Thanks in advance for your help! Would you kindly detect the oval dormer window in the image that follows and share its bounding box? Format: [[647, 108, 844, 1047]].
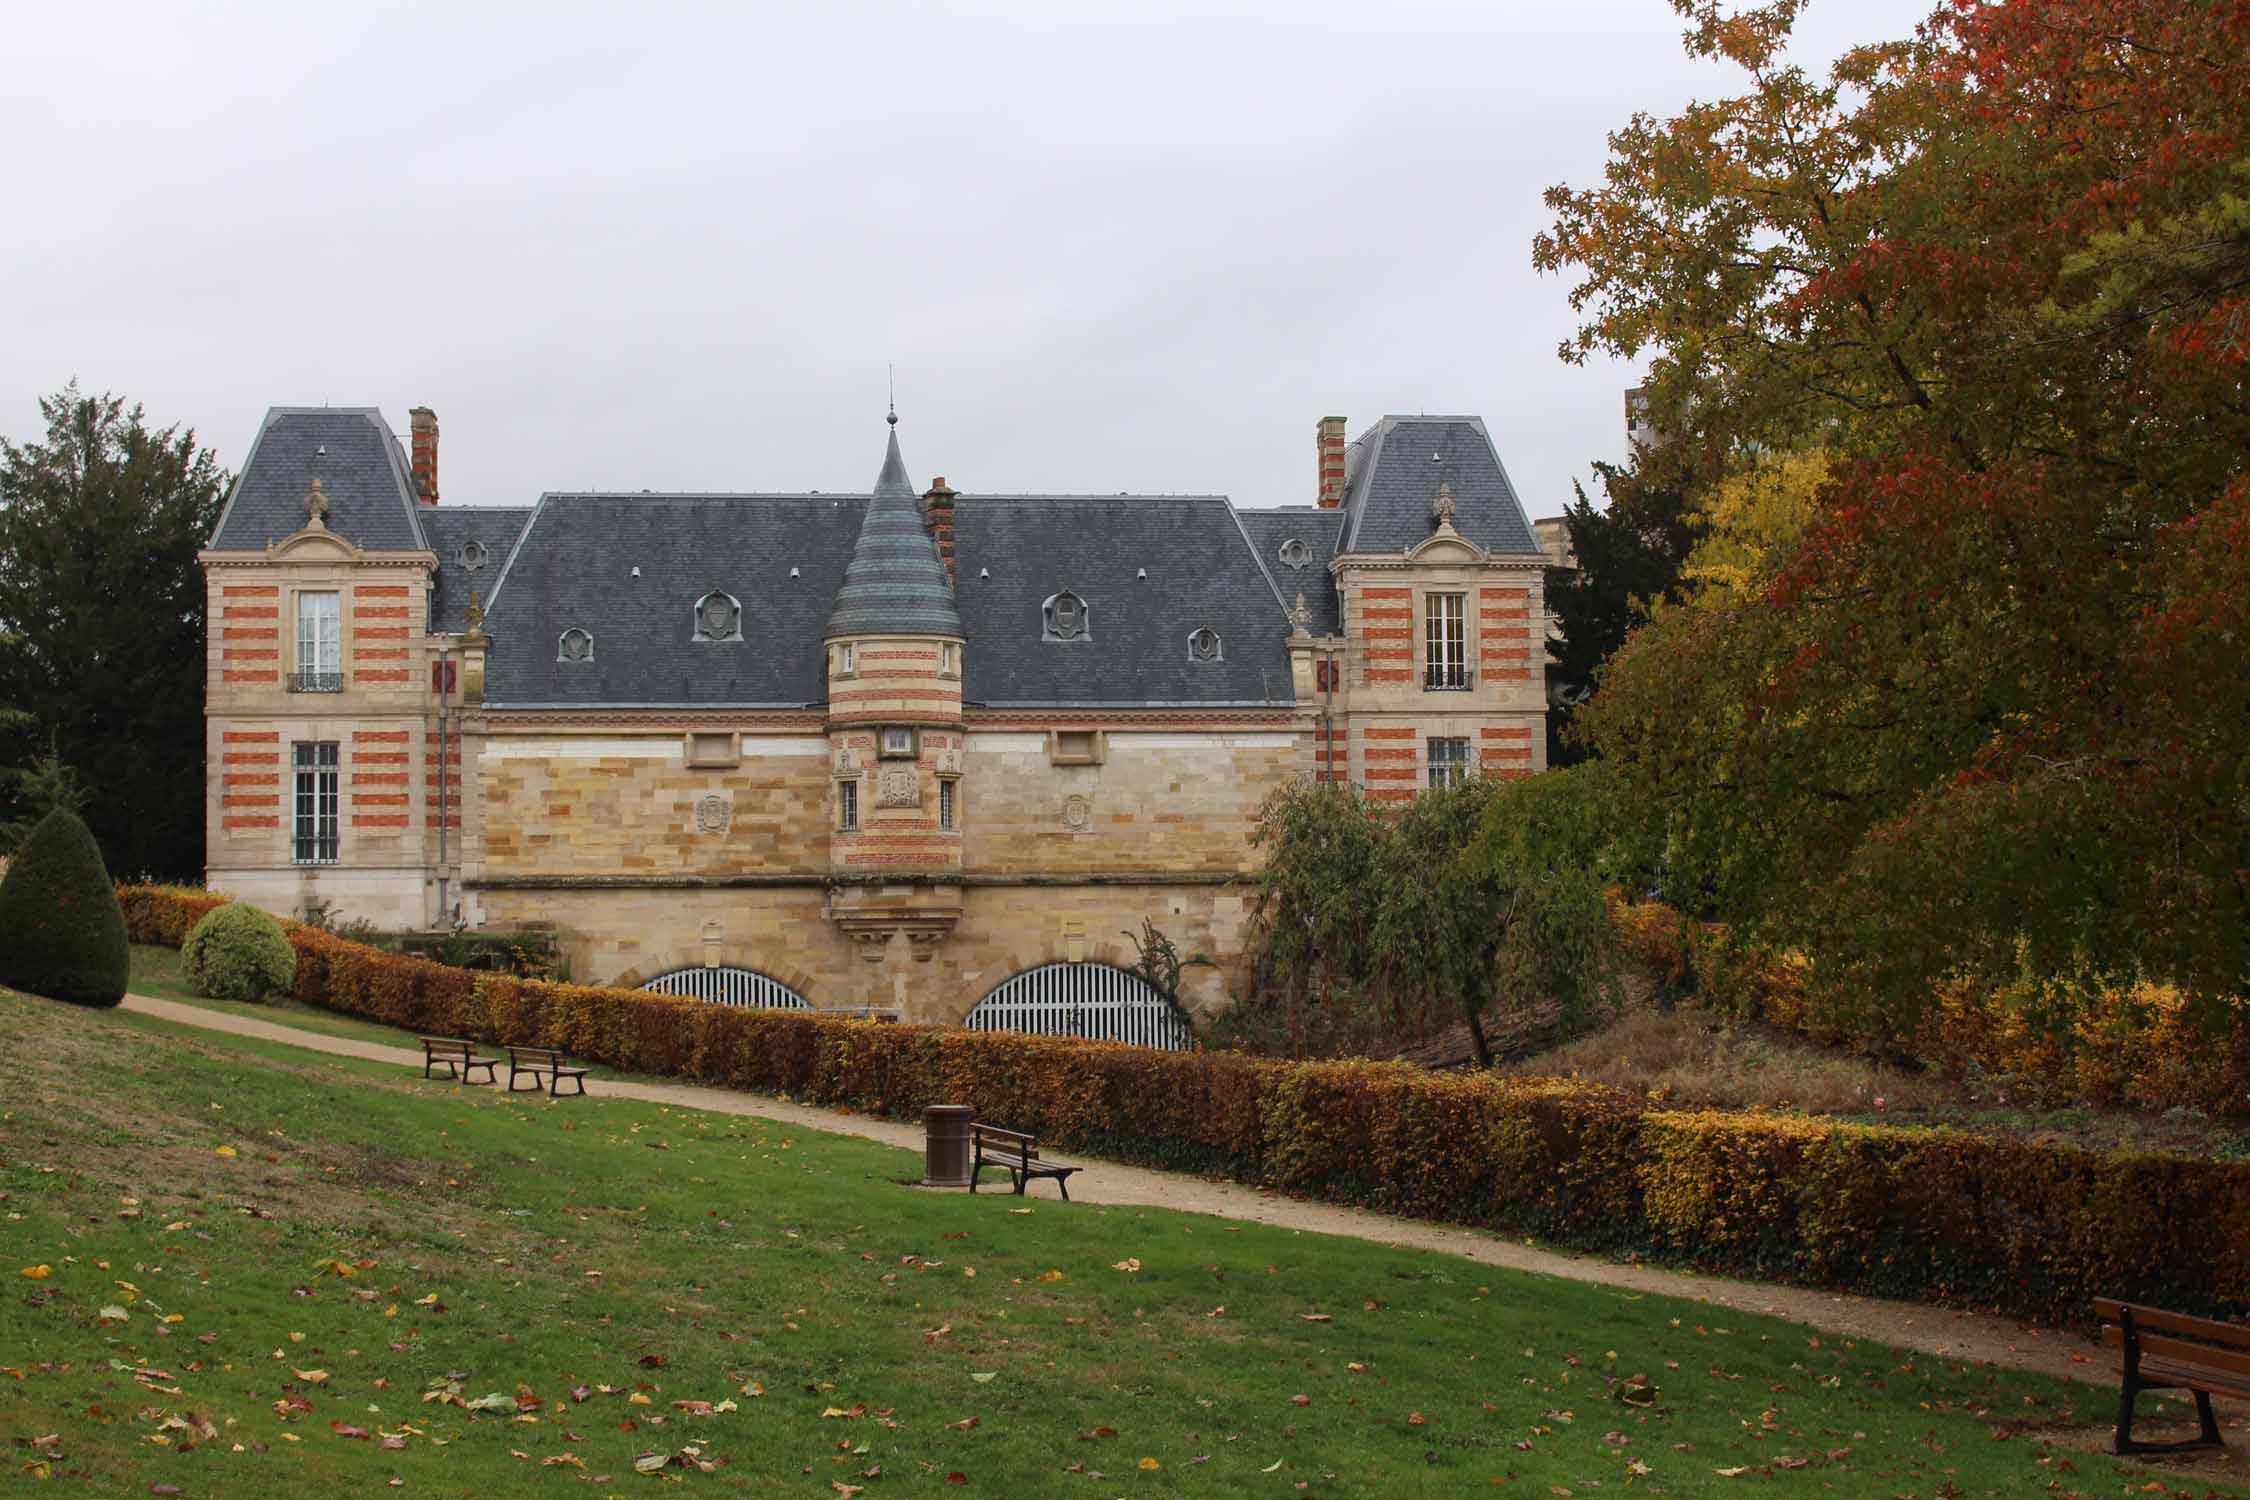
[[1188, 627, 1222, 662], [458, 539, 488, 571], [558, 628, 594, 662], [692, 590, 742, 643], [1043, 590, 1089, 642], [1277, 537, 1310, 569]]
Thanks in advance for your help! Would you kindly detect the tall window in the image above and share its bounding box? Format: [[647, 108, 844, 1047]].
[[293, 741, 339, 863], [837, 778, 859, 832], [294, 591, 341, 692], [1425, 593, 1468, 689], [1427, 737, 1469, 790], [939, 779, 956, 831]]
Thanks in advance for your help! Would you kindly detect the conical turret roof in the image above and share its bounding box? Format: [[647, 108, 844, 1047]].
[[825, 416, 964, 639]]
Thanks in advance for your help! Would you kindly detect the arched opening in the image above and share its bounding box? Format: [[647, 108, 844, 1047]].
[[966, 963, 1192, 1050], [639, 966, 809, 1010]]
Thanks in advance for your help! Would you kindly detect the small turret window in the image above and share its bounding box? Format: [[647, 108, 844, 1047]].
[[693, 590, 742, 643], [1188, 628, 1222, 662], [1043, 591, 1090, 642], [1277, 537, 1310, 569], [558, 628, 594, 662]]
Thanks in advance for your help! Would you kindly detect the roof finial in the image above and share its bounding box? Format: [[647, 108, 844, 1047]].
[[303, 474, 330, 528], [887, 364, 897, 427], [464, 589, 485, 634], [1432, 480, 1458, 530], [1290, 592, 1313, 637]]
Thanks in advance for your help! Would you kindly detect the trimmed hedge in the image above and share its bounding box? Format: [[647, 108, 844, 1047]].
[[0, 811, 130, 1008], [119, 885, 2250, 1324]]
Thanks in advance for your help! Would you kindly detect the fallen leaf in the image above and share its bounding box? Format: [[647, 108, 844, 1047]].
[[1112, 1259, 1141, 1273], [1138, 1457, 1160, 1470], [1716, 1466, 1750, 1477], [18, 1266, 51, 1280], [1300, 1314, 1332, 1323], [946, 1474, 967, 1486], [1290, 1394, 1311, 1407], [293, 1369, 329, 1385], [330, 1421, 370, 1439], [1036, 1269, 1064, 1282]]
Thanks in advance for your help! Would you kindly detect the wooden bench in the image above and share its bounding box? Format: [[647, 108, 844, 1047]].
[[2098, 1298, 2248, 1454], [420, 1036, 496, 1085], [968, 1123, 1080, 1200], [506, 1044, 588, 1098]]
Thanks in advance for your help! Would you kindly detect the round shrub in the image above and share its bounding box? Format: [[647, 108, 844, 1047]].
[[0, 809, 130, 1008], [182, 901, 297, 1003]]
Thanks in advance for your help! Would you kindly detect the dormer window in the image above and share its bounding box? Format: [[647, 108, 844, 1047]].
[[558, 628, 594, 662], [1277, 537, 1310, 569], [693, 591, 742, 643], [1187, 628, 1222, 662], [1043, 591, 1089, 642], [457, 540, 488, 571]]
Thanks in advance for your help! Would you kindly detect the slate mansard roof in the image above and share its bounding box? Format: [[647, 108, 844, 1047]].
[[420, 507, 534, 633], [1339, 415, 1542, 557], [209, 408, 429, 553], [482, 494, 867, 708], [953, 495, 1294, 707], [215, 408, 1540, 711], [1233, 507, 1343, 637]]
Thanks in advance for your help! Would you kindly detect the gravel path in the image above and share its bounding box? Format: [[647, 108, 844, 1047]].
[[119, 991, 2111, 1387]]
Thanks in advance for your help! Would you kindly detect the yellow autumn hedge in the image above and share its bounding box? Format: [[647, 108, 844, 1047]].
[[119, 885, 2250, 1322]]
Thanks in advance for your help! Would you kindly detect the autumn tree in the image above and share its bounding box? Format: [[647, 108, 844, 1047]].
[[1535, 0, 2250, 1024], [0, 387, 228, 880]]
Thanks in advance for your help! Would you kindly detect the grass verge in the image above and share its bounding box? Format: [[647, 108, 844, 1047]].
[[0, 985, 2223, 1497]]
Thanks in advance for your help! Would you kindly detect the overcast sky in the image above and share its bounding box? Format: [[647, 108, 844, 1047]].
[[2, 0, 1930, 518]]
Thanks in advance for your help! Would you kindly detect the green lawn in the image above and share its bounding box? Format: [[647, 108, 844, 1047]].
[[0, 985, 2216, 1497], [126, 943, 436, 1052]]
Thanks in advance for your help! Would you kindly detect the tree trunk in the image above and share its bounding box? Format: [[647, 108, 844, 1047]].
[[1464, 1006, 1494, 1069]]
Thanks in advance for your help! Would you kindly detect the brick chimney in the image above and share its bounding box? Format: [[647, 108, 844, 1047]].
[[1316, 415, 1347, 508], [409, 407, 440, 507], [922, 476, 958, 585]]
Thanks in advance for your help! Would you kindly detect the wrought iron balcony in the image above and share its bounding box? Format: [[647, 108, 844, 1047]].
[[1423, 666, 1475, 691], [287, 671, 344, 693]]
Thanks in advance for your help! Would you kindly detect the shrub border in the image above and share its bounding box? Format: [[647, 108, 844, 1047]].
[[117, 884, 2250, 1324]]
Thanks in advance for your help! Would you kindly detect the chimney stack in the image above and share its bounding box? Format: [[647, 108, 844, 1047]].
[[409, 406, 440, 507], [922, 476, 958, 585], [1316, 415, 1347, 508]]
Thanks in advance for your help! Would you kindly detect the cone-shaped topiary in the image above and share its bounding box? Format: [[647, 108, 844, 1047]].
[[182, 901, 296, 1003], [0, 809, 130, 1007]]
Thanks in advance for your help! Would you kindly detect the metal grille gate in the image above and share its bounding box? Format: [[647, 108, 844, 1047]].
[[639, 966, 810, 1010], [966, 963, 1192, 1050]]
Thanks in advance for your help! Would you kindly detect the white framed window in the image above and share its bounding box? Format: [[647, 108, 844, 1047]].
[[292, 741, 339, 863], [1427, 736, 1470, 790], [880, 726, 916, 759], [939, 643, 960, 677], [835, 643, 856, 677], [293, 590, 341, 691], [1425, 593, 1469, 689], [837, 778, 859, 831], [939, 778, 956, 831]]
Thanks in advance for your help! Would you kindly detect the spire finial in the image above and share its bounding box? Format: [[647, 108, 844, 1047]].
[[887, 364, 897, 427]]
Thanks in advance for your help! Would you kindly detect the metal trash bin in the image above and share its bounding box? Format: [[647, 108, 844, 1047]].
[[923, 1104, 972, 1187]]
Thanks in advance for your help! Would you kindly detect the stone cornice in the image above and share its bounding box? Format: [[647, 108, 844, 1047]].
[[466, 870, 1252, 891], [1328, 550, 1545, 575], [965, 706, 1295, 728]]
